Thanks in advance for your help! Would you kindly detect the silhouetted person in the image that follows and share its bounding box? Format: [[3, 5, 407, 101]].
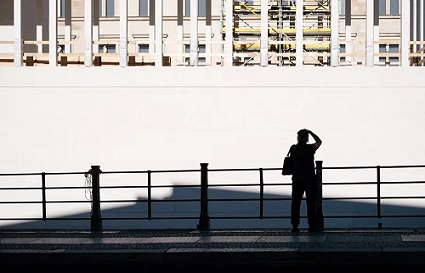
[[288, 129, 322, 232]]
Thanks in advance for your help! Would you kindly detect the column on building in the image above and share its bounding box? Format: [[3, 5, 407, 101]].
[[374, 0, 379, 64], [330, 0, 339, 67], [120, 0, 128, 67], [49, 0, 58, 66], [177, 0, 184, 64], [94, 0, 100, 53], [85, 0, 93, 66], [149, 0, 155, 54], [65, 0, 72, 53], [296, 0, 303, 66], [401, 0, 411, 67], [14, 0, 23, 66], [260, 0, 268, 67], [190, 0, 198, 66], [345, 0, 352, 65], [206, 0, 212, 65], [366, 0, 374, 67], [155, 0, 163, 66], [225, 0, 233, 67], [37, 0, 44, 54]]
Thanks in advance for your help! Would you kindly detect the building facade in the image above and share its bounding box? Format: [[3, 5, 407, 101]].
[[1, 0, 424, 67]]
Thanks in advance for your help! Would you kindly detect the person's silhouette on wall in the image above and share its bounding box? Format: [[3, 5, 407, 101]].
[[288, 129, 322, 232]]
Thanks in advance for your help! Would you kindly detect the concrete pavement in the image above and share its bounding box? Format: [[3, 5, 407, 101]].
[[1, 228, 425, 272]]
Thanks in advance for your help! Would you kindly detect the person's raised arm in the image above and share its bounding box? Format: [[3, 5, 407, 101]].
[[308, 130, 322, 150]]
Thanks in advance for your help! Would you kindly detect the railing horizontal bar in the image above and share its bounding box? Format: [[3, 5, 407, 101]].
[[322, 182, 377, 185], [102, 217, 199, 220], [380, 181, 425, 184], [379, 165, 425, 169], [0, 201, 42, 204], [209, 168, 260, 172], [322, 197, 378, 200], [380, 196, 425, 199], [209, 184, 261, 187], [0, 187, 42, 190], [46, 186, 90, 190], [100, 199, 200, 203], [46, 200, 92, 204], [102, 169, 199, 174], [209, 198, 260, 202], [0, 173, 42, 176], [44, 172, 86, 175], [322, 166, 378, 170]]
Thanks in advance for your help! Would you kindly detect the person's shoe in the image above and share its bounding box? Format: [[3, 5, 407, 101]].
[[291, 226, 300, 233], [308, 226, 319, 232]]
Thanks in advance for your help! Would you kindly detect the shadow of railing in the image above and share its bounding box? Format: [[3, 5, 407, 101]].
[[1, 185, 425, 230]]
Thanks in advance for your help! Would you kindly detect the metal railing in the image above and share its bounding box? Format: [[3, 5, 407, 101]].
[[0, 162, 425, 232]]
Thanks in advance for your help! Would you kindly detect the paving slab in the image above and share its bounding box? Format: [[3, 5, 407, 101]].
[[196, 236, 260, 243], [401, 235, 425, 241], [325, 235, 364, 242], [257, 235, 326, 243]]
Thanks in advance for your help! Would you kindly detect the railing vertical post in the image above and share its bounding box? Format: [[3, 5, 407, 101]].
[[259, 168, 264, 219], [198, 163, 210, 231], [90, 165, 102, 232], [377, 165, 382, 228], [315, 161, 324, 230], [41, 172, 46, 221], [148, 170, 152, 220]]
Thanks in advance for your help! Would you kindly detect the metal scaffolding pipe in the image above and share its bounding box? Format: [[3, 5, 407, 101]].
[[14, 0, 22, 67], [37, 0, 44, 54], [420, 0, 424, 65], [49, 0, 58, 67], [119, 0, 128, 67], [177, 0, 184, 64], [366, 0, 374, 67], [65, 0, 72, 54], [260, 0, 268, 67], [225, 0, 233, 67], [206, 0, 212, 64], [401, 0, 412, 67], [190, 0, 198, 66], [296, 0, 303, 66], [331, 0, 339, 67], [84, 0, 93, 67], [345, 0, 352, 64], [155, 0, 163, 66]]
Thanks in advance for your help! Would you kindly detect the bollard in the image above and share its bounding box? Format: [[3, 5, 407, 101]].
[[314, 161, 324, 230], [198, 163, 210, 231], [90, 165, 102, 232]]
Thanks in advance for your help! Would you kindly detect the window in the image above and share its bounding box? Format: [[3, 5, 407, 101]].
[[340, 0, 345, 16], [139, 0, 148, 16], [379, 43, 399, 65], [184, 44, 206, 62], [339, 44, 346, 63], [379, 0, 386, 15], [185, 0, 207, 17], [99, 45, 116, 53], [389, 0, 399, 15], [139, 44, 149, 53], [106, 0, 115, 17], [60, 0, 66, 18]]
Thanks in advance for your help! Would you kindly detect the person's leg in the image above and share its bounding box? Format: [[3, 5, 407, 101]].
[[291, 184, 304, 231], [305, 183, 317, 231]]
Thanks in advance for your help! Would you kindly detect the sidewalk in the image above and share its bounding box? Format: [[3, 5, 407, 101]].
[[1, 228, 425, 272]]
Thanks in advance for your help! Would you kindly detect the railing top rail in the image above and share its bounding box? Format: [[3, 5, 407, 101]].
[[0, 164, 424, 177]]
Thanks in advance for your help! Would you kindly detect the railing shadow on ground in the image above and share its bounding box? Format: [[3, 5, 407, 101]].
[[1, 185, 425, 230]]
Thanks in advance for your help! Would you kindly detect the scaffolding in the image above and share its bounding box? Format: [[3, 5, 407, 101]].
[[222, 0, 332, 66]]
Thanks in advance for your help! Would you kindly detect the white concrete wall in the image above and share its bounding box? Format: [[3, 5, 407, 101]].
[[0, 67, 425, 229]]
